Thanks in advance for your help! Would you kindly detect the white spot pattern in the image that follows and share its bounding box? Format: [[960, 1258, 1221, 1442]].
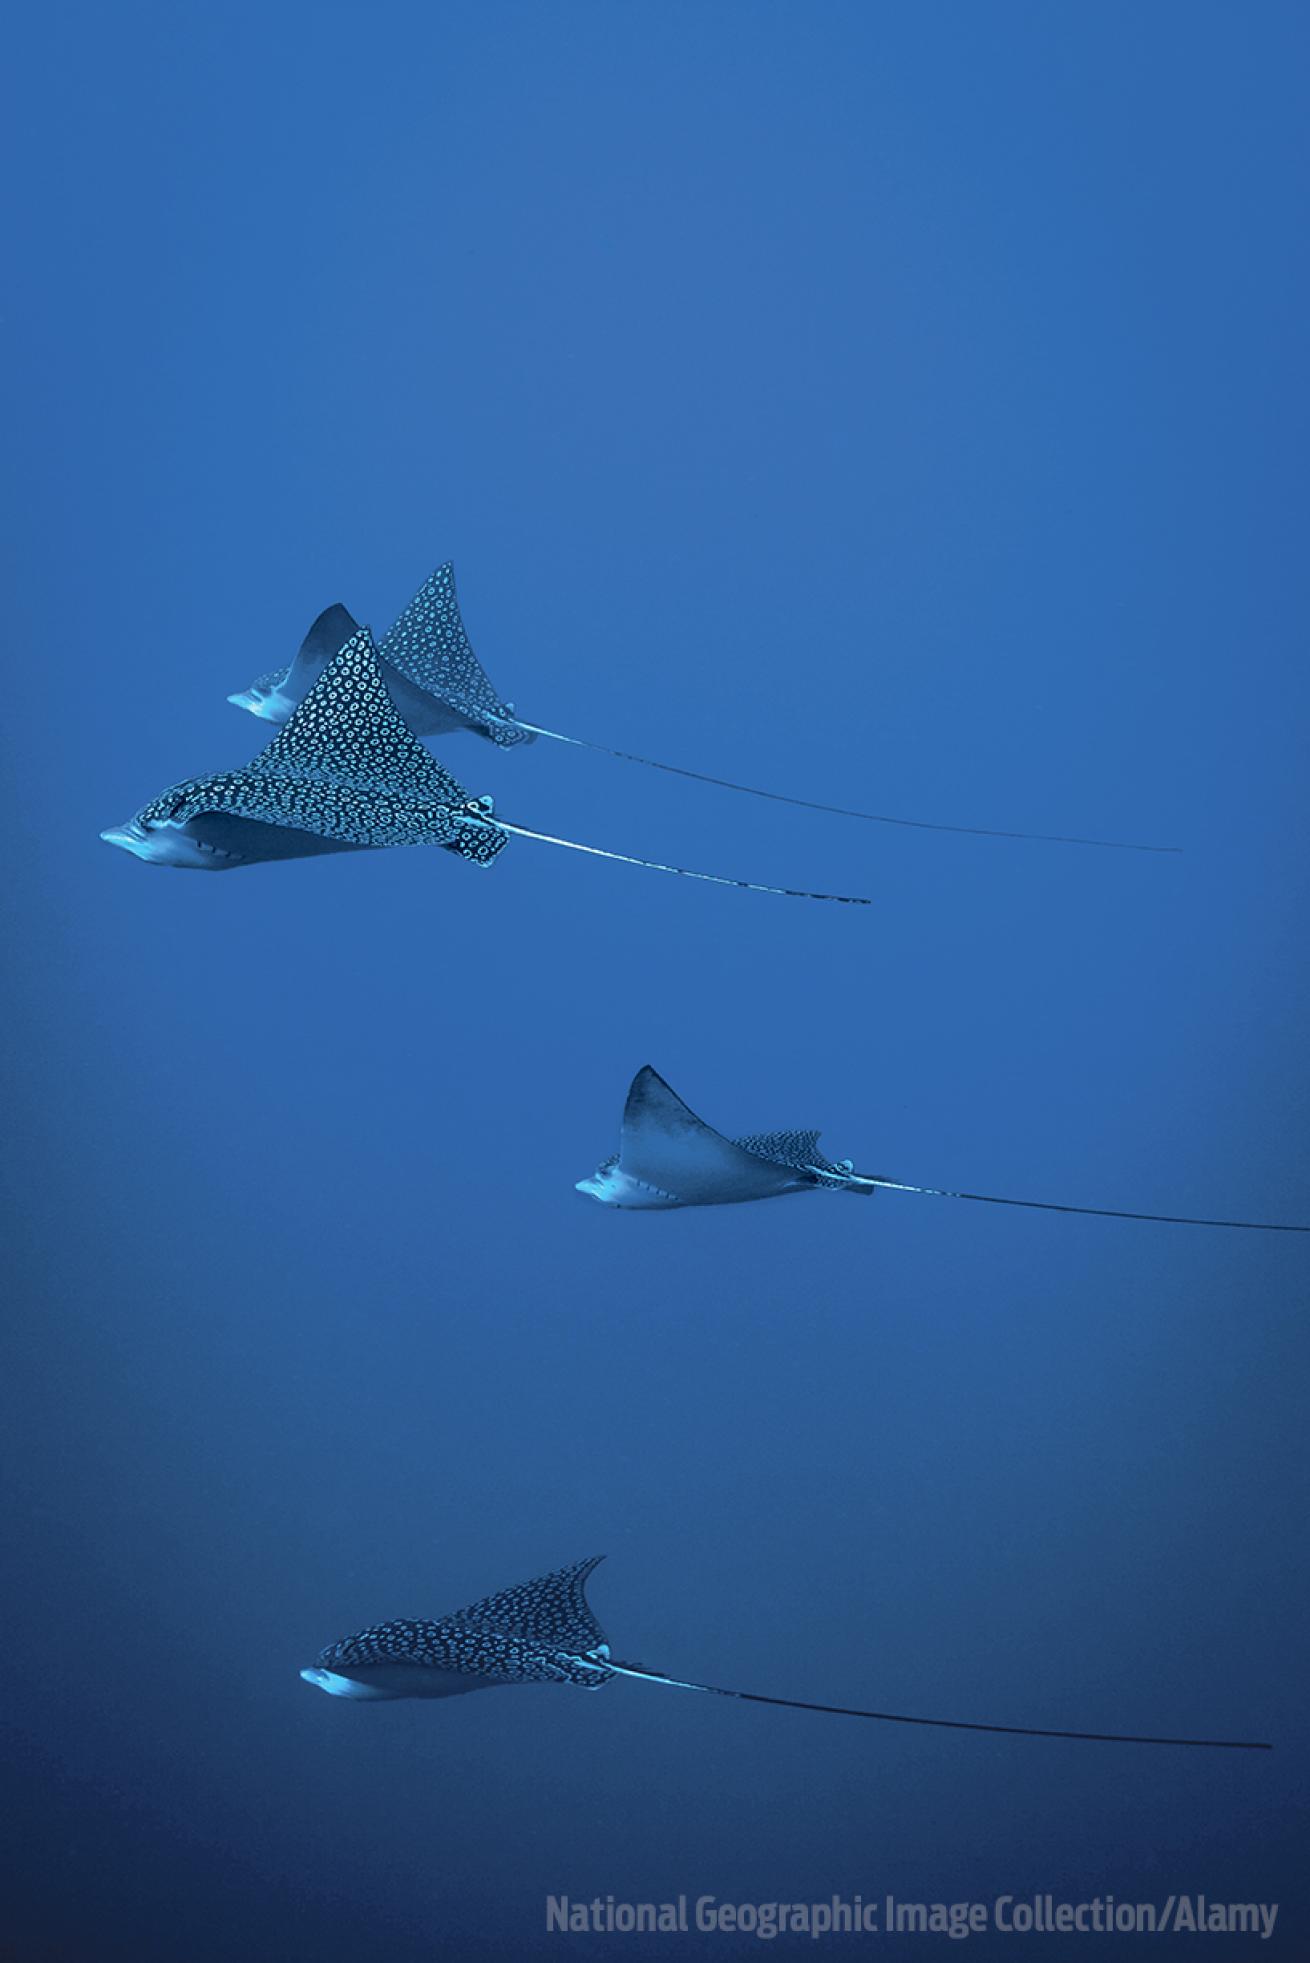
[[379, 562, 532, 747], [142, 629, 508, 864], [318, 1558, 612, 1687]]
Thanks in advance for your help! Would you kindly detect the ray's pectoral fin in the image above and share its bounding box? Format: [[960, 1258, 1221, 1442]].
[[456, 1554, 609, 1652], [287, 603, 361, 694], [378, 561, 535, 747], [578, 1066, 810, 1209]]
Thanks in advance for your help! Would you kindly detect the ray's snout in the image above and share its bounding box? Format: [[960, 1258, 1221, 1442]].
[[227, 687, 276, 720], [99, 818, 151, 857], [299, 1666, 360, 1697], [576, 1162, 621, 1205]]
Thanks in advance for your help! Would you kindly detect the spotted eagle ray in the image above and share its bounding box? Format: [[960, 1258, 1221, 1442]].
[[104, 631, 869, 902], [577, 1067, 1310, 1231], [226, 578, 530, 748], [299, 1556, 1268, 1750], [229, 563, 1178, 854]]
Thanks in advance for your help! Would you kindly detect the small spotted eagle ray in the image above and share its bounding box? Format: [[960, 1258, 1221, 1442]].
[[300, 1556, 1268, 1750], [103, 629, 870, 902], [577, 1067, 1310, 1232], [229, 563, 1179, 854]]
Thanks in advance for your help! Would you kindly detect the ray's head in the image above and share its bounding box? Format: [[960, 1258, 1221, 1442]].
[[226, 680, 283, 723], [298, 1665, 392, 1700], [98, 811, 241, 871], [576, 1155, 623, 1205]]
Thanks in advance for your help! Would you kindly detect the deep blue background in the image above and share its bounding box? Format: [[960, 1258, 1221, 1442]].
[[3, 3, 1308, 1958]]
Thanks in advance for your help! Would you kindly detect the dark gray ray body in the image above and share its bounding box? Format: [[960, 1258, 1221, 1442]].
[[300, 1557, 614, 1701], [578, 1068, 1310, 1232], [300, 1556, 1268, 1749], [101, 628, 508, 872], [229, 567, 533, 747], [577, 1066, 878, 1209]]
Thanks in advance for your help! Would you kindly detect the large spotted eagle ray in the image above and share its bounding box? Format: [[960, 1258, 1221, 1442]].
[[577, 1067, 1310, 1232], [229, 563, 1178, 854], [300, 1556, 1268, 1750], [103, 629, 869, 902]]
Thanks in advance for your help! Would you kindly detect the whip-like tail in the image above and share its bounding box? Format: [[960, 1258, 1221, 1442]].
[[595, 1659, 1269, 1751], [473, 811, 873, 905], [867, 1176, 1309, 1234], [507, 720, 1181, 856]]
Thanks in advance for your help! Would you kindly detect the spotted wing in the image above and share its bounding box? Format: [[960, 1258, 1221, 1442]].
[[456, 1556, 609, 1655], [380, 562, 532, 747], [146, 628, 507, 863], [319, 1554, 612, 1688]]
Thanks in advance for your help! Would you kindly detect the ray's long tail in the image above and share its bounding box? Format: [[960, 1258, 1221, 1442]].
[[485, 817, 872, 905], [598, 1660, 1270, 1751], [869, 1177, 1310, 1234], [509, 720, 1181, 857]]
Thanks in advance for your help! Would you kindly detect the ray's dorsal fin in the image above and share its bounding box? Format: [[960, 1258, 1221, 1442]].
[[251, 625, 478, 805], [456, 1556, 609, 1651], [379, 562, 533, 747]]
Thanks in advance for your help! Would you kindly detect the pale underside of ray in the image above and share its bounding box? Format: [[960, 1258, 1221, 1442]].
[[305, 1558, 1269, 1748], [312, 1664, 505, 1700], [171, 812, 369, 865]]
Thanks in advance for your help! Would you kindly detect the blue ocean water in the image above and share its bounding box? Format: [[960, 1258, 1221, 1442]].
[[3, 3, 1308, 1958]]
